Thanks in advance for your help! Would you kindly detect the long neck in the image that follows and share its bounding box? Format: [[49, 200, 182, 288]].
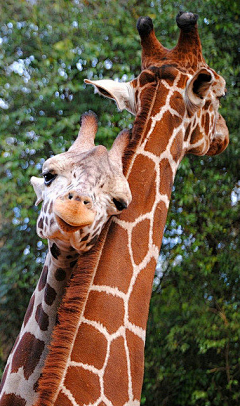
[[35, 79, 186, 406], [0, 240, 78, 406]]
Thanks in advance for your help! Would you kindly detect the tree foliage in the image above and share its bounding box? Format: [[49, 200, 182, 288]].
[[0, 1, 239, 405]]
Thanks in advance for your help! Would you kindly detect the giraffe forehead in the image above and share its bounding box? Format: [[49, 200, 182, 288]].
[[42, 146, 111, 176], [138, 65, 189, 89]]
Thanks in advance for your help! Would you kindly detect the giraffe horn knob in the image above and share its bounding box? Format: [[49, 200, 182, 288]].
[[137, 16, 154, 37], [176, 12, 199, 32]]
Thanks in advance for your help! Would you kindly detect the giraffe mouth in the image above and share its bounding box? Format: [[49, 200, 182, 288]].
[[53, 196, 95, 233], [55, 214, 93, 233]]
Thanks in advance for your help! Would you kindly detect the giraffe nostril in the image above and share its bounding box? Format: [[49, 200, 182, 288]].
[[66, 192, 92, 206]]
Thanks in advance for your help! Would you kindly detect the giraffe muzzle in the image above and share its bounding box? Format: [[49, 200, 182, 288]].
[[53, 191, 95, 232]]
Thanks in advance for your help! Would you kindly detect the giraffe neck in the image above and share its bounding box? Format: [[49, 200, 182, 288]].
[[0, 239, 79, 406], [35, 78, 187, 406]]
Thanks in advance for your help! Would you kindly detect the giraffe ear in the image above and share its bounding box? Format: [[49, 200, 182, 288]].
[[84, 79, 137, 115], [30, 176, 44, 205], [185, 68, 214, 113], [108, 129, 130, 169]]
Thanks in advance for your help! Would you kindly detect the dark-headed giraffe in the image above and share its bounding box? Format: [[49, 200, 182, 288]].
[[0, 112, 132, 406], [31, 12, 229, 406]]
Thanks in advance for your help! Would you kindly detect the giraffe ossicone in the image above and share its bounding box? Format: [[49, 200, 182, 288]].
[[31, 110, 132, 252]]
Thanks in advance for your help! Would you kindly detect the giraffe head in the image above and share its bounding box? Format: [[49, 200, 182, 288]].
[[31, 111, 132, 252], [85, 12, 229, 157]]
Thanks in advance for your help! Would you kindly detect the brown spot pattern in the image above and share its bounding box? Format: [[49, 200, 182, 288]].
[[44, 283, 57, 306], [50, 243, 61, 259], [37, 217, 43, 229], [126, 329, 145, 400], [64, 366, 100, 406], [152, 201, 168, 248], [128, 258, 156, 329], [139, 70, 155, 86], [190, 124, 201, 145], [120, 155, 156, 223], [11, 332, 45, 379], [81, 234, 89, 242], [145, 110, 181, 155], [170, 130, 183, 162], [55, 391, 73, 406], [159, 158, 173, 198], [35, 303, 49, 331], [104, 337, 129, 406], [176, 73, 188, 89], [151, 84, 169, 115], [205, 112, 210, 134], [184, 123, 191, 141], [93, 223, 132, 293], [55, 267, 66, 281], [169, 91, 185, 116], [71, 323, 107, 370], [70, 259, 78, 268], [131, 219, 150, 265], [203, 100, 211, 110], [0, 393, 26, 406], [84, 291, 124, 335]]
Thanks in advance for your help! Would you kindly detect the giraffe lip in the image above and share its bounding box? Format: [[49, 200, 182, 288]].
[[55, 214, 92, 233], [53, 199, 95, 232]]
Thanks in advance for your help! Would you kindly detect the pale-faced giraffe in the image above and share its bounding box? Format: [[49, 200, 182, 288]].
[[29, 12, 229, 406], [0, 111, 132, 406]]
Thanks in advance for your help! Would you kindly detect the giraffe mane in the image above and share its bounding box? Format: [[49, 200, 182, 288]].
[[33, 223, 111, 406], [122, 79, 158, 175]]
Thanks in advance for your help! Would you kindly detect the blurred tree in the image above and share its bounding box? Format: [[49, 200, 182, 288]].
[[0, 0, 239, 405]]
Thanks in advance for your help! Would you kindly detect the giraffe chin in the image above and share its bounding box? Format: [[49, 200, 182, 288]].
[[55, 214, 94, 233]]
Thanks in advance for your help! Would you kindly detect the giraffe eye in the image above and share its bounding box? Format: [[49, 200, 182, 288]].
[[43, 172, 57, 186], [112, 198, 128, 211]]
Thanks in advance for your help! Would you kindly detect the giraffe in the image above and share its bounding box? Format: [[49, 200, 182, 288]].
[[0, 111, 132, 406], [31, 12, 229, 406], [25, 12, 229, 406]]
